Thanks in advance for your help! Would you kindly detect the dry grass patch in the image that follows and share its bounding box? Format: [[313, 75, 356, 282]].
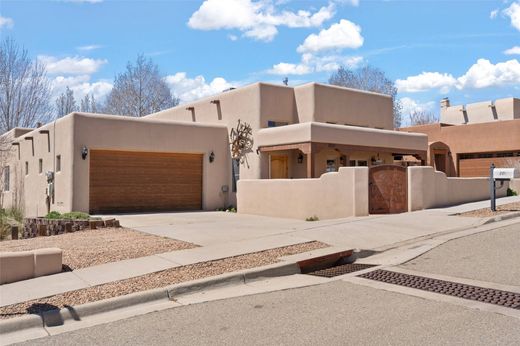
[[459, 202, 520, 218], [0, 227, 197, 269], [0, 241, 328, 319]]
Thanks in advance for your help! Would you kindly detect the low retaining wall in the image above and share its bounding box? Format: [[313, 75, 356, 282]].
[[22, 218, 120, 239], [0, 248, 62, 284], [407, 166, 508, 211], [237, 167, 369, 220]]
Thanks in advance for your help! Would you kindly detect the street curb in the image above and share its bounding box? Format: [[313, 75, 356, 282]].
[[0, 254, 329, 338], [482, 211, 520, 224]]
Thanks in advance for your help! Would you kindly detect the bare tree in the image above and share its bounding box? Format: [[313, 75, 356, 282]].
[[55, 86, 77, 118], [0, 38, 52, 133], [329, 65, 402, 128], [80, 93, 98, 113], [103, 54, 179, 117], [409, 110, 439, 126]]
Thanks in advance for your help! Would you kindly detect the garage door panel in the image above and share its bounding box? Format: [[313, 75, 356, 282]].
[[459, 157, 519, 177], [89, 150, 202, 213]]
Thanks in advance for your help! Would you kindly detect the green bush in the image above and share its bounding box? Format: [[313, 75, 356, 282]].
[[45, 211, 62, 219], [216, 205, 237, 213], [305, 215, 319, 222], [45, 211, 91, 220], [507, 188, 518, 196], [61, 212, 90, 220], [0, 207, 23, 240]]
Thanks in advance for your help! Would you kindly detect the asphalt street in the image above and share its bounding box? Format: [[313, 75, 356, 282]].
[[19, 279, 520, 346], [402, 222, 520, 286]]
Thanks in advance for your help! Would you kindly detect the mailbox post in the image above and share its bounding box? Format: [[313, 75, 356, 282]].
[[489, 163, 496, 211], [489, 165, 517, 212]]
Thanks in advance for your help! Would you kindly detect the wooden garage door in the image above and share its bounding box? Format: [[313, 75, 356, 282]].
[[458, 157, 519, 177], [89, 150, 202, 213]]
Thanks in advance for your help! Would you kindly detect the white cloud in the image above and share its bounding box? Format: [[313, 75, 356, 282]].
[[38, 55, 107, 75], [504, 1, 520, 31], [228, 34, 239, 41], [0, 15, 14, 29], [396, 72, 456, 93], [333, 0, 360, 6], [164, 73, 234, 103], [456, 58, 520, 89], [50, 75, 112, 102], [269, 62, 311, 75], [269, 53, 363, 75], [399, 97, 435, 116], [397, 58, 520, 93], [504, 46, 520, 55], [187, 0, 335, 42], [490, 9, 499, 19], [297, 19, 364, 53], [76, 44, 103, 51]]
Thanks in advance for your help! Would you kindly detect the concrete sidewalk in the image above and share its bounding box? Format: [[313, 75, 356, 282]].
[[2, 196, 518, 308]]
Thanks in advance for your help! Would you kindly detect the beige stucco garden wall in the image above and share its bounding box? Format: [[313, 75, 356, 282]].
[[237, 167, 369, 220], [440, 97, 519, 125], [407, 166, 508, 211]]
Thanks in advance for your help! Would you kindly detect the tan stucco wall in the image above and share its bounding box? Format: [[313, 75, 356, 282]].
[[401, 120, 520, 176], [3, 113, 231, 217], [237, 167, 369, 220], [407, 166, 508, 211], [441, 98, 519, 125], [308, 83, 394, 130], [257, 122, 428, 152]]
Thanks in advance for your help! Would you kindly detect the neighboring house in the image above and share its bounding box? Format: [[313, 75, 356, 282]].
[[1, 82, 430, 217], [401, 97, 520, 177]]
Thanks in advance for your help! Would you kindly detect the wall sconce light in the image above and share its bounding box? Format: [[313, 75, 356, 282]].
[[209, 151, 215, 163], [81, 146, 88, 160], [297, 153, 304, 164]]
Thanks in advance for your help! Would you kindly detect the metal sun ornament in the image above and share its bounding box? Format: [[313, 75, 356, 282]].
[[229, 119, 254, 166]]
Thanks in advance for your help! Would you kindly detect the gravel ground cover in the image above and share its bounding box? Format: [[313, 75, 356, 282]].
[[0, 241, 327, 319], [0, 228, 196, 269], [459, 202, 520, 218]]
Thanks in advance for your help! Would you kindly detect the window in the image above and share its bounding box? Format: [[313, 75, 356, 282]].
[[25, 161, 29, 175], [3, 167, 9, 192], [267, 120, 288, 128], [357, 160, 368, 167], [56, 155, 61, 172], [39, 159, 43, 174]]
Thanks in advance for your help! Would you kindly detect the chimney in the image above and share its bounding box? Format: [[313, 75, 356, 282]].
[[440, 97, 450, 109]]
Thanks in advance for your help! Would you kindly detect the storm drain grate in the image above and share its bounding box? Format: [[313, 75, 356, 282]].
[[358, 270, 520, 310], [307, 263, 376, 278]]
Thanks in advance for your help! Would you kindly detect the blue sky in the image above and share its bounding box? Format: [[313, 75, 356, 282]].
[[1, 0, 519, 123]]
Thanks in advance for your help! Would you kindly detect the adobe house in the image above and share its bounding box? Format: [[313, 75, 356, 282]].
[[400, 97, 520, 177], [1, 82, 429, 217]]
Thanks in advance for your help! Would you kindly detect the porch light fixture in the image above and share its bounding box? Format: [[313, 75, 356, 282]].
[[81, 146, 88, 160], [297, 153, 304, 164], [209, 151, 215, 163]]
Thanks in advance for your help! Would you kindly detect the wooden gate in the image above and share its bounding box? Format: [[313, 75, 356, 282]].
[[369, 165, 407, 214]]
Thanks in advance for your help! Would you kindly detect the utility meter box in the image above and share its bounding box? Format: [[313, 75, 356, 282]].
[[492, 168, 517, 181]]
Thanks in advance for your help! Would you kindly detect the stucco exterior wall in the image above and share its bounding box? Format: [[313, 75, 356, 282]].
[[441, 97, 519, 124], [237, 167, 369, 220], [407, 166, 508, 211], [310, 83, 394, 130], [71, 113, 231, 214], [2, 117, 76, 217], [401, 120, 520, 176], [3, 113, 231, 217]]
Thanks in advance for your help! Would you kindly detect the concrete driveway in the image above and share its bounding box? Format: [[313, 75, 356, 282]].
[[111, 211, 312, 246], [107, 207, 486, 250]]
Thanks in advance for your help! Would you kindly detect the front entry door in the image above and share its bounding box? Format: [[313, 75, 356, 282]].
[[270, 155, 288, 179], [369, 165, 407, 214]]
